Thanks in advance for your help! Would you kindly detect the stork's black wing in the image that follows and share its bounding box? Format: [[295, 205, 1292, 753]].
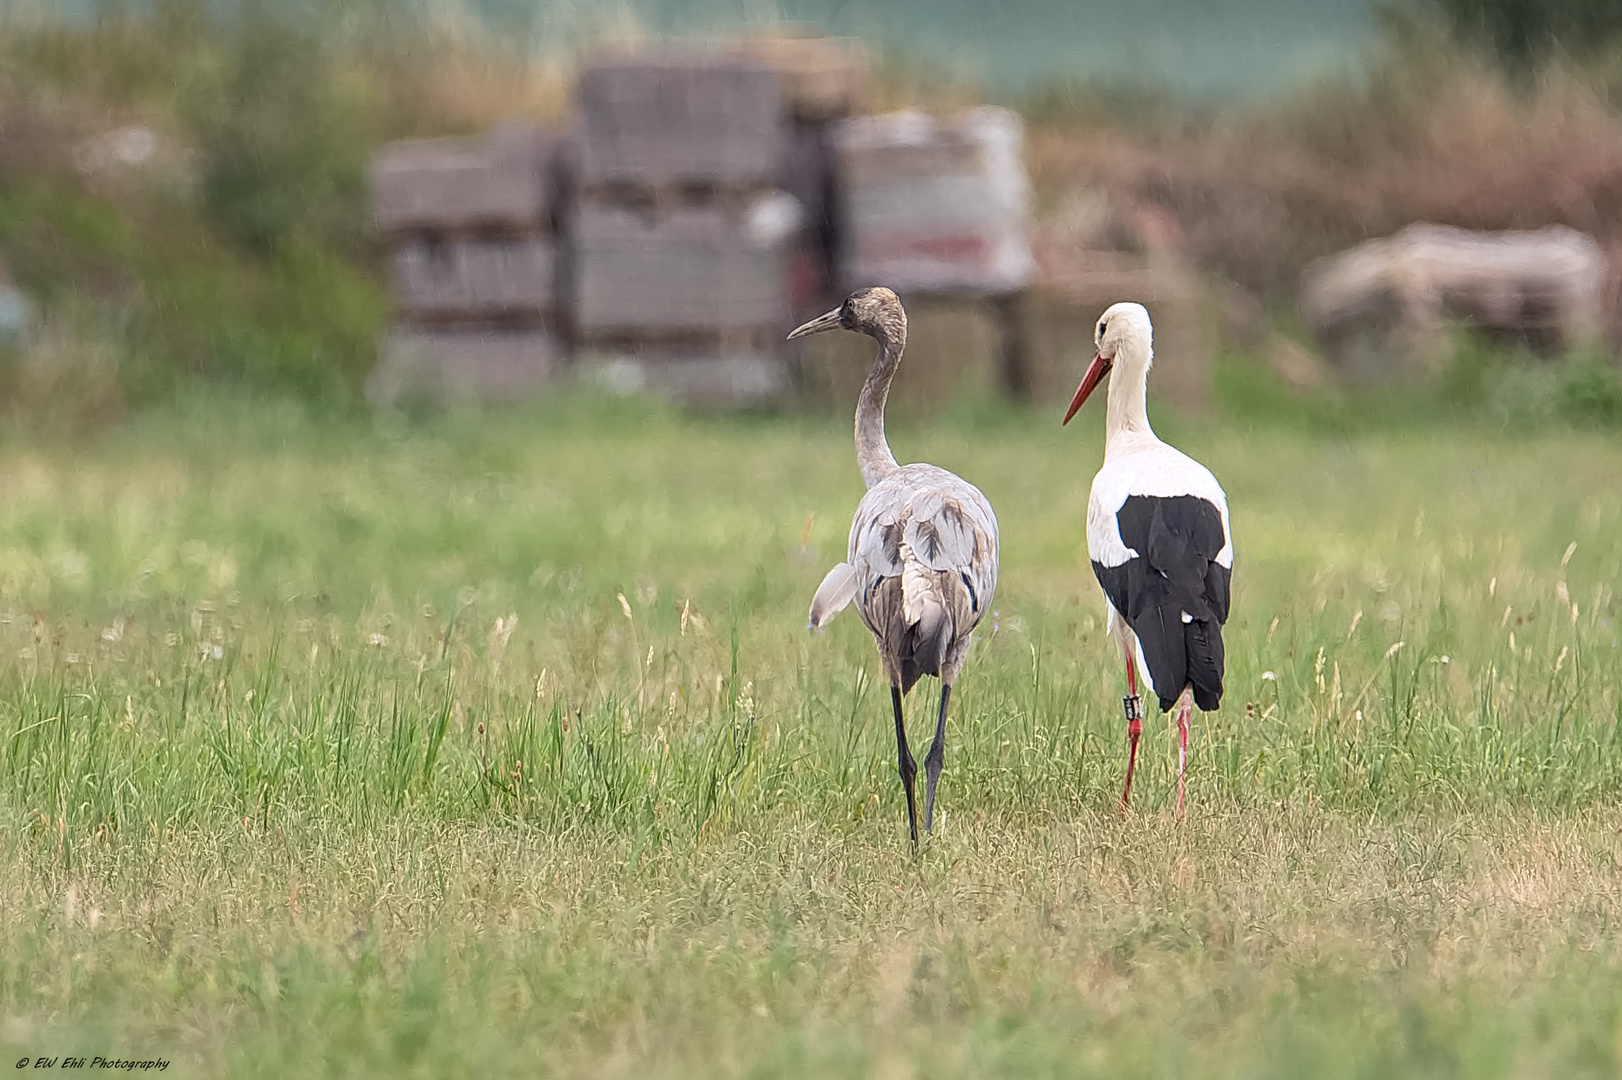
[[1091, 494, 1230, 713]]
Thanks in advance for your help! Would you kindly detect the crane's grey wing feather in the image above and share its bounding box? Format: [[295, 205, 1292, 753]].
[[854, 505, 904, 579], [808, 562, 858, 629], [845, 467, 1000, 691], [903, 491, 980, 572]]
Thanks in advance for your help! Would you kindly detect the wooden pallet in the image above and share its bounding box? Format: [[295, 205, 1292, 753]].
[[576, 323, 782, 356], [372, 125, 562, 235], [575, 344, 789, 409], [571, 178, 783, 216], [571, 203, 793, 336], [574, 55, 786, 190], [832, 108, 1033, 296], [389, 235, 560, 324], [368, 325, 562, 406]]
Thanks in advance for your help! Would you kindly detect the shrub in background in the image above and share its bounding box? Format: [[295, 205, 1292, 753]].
[[185, 10, 377, 261], [0, 2, 532, 411], [1428, 0, 1622, 68], [1438, 328, 1622, 430]]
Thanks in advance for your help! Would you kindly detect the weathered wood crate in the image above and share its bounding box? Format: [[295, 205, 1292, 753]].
[[1301, 223, 1607, 383], [373, 123, 565, 326], [372, 124, 561, 236], [390, 236, 557, 323], [572, 200, 799, 335], [577, 344, 789, 409], [830, 107, 1034, 297], [569, 196, 798, 407], [574, 55, 786, 194], [728, 36, 867, 316], [567, 50, 808, 405], [368, 327, 561, 406], [369, 123, 566, 405]]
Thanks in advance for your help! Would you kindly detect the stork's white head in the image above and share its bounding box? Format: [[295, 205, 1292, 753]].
[[1063, 302, 1154, 426], [1096, 302, 1153, 367]]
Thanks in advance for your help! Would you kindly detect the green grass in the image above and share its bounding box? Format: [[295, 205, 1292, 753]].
[[0, 389, 1620, 1077]]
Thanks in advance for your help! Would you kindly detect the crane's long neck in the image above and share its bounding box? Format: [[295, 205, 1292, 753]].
[[855, 330, 903, 488], [1104, 342, 1156, 452]]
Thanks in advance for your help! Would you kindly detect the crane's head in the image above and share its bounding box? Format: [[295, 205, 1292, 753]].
[[787, 287, 907, 346], [1063, 302, 1153, 425]]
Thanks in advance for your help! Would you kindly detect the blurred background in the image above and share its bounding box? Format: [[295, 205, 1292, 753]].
[[1, 0, 1621, 430]]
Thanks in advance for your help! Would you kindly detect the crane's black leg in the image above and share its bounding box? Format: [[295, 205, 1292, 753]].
[[891, 684, 919, 849], [923, 682, 952, 835]]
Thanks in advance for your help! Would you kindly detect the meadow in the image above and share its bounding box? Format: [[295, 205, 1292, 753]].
[[0, 383, 1618, 1077]]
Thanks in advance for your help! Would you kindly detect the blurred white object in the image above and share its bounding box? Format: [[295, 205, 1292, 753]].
[[580, 350, 786, 407], [0, 291, 31, 343], [0, 258, 31, 344], [74, 125, 165, 177], [594, 357, 647, 394], [742, 191, 805, 250], [78, 126, 158, 169], [831, 106, 1033, 295], [73, 125, 196, 193]]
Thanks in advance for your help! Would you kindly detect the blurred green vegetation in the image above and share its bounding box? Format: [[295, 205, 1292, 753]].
[[1218, 330, 1622, 438], [0, 0, 562, 415], [0, 3, 394, 408]]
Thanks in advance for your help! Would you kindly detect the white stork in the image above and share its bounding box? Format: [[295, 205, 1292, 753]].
[[789, 287, 1000, 849], [1063, 302, 1233, 814]]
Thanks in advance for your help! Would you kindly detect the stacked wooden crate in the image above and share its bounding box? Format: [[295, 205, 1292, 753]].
[[568, 54, 802, 406], [829, 106, 1036, 395], [363, 40, 1050, 411], [367, 124, 564, 406], [831, 107, 1033, 297]]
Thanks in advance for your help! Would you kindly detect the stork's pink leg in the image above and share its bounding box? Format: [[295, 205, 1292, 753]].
[[1174, 687, 1193, 818], [1119, 654, 1144, 814]]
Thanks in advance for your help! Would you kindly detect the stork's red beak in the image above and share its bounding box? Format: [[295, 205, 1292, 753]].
[[1062, 353, 1112, 425]]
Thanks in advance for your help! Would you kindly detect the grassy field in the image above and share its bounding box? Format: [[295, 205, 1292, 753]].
[[0, 387, 1620, 1077]]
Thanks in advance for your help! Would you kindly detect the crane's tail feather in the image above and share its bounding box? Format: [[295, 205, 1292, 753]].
[[896, 540, 954, 693], [808, 562, 858, 630], [899, 541, 937, 626], [898, 603, 951, 693]]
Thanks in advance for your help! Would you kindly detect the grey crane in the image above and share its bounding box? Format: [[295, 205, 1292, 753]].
[[788, 287, 1000, 848]]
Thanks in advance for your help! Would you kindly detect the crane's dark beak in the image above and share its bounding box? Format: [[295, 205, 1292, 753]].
[[1062, 353, 1112, 426], [787, 308, 843, 340]]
